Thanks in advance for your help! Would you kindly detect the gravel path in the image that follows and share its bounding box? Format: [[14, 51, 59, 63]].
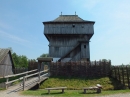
[[99, 93, 130, 97], [0, 90, 130, 97]]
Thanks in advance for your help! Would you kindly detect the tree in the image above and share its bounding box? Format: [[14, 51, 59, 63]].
[[7, 47, 28, 68], [40, 53, 49, 57], [12, 52, 28, 68], [12, 52, 18, 67]]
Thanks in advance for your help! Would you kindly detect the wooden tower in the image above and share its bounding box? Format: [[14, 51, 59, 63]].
[[43, 14, 95, 62]]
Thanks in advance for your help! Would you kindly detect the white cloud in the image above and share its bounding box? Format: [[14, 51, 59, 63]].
[[0, 30, 30, 44]]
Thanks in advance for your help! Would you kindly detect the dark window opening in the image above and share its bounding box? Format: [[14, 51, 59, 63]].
[[72, 24, 75, 27], [84, 45, 86, 48]]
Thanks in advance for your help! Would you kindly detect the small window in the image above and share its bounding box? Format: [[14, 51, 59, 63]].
[[84, 45, 86, 48], [72, 24, 75, 27]]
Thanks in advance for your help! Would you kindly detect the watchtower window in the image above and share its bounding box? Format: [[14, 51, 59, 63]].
[[84, 45, 86, 48], [72, 24, 75, 27]]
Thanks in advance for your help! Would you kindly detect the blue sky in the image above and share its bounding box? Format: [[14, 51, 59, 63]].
[[0, 0, 130, 65]]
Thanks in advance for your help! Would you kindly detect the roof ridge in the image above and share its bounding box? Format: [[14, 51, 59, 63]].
[[53, 15, 84, 22]]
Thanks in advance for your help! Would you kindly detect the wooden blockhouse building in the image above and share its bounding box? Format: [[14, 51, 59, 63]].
[[43, 14, 95, 62], [0, 49, 15, 77]]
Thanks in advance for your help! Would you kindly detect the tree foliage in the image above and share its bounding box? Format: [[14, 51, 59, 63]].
[[12, 52, 28, 68], [40, 53, 49, 57]]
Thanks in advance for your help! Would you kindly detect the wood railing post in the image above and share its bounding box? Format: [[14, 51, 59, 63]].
[[23, 76, 25, 91], [26, 73, 28, 81], [6, 77, 9, 89], [38, 71, 40, 82]]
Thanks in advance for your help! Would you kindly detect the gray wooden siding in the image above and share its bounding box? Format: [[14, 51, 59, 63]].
[[81, 43, 90, 59], [49, 46, 73, 57], [0, 53, 13, 77], [71, 52, 81, 61], [49, 35, 88, 46], [44, 23, 94, 35]]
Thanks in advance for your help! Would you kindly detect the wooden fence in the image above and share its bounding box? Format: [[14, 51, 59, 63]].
[[13, 67, 28, 74], [28, 62, 38, 71], [110, 65, 130, 89], [50, 60, 111, 77]]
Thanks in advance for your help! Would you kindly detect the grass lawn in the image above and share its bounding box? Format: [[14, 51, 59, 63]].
[[39, 76, 124, 90], [22, 76, 129, 96], [22, 89, 130, 97]]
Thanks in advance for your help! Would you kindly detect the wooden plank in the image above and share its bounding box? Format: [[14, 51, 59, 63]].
[[4, 69, 38, 78], [5, 78, 20, 84]]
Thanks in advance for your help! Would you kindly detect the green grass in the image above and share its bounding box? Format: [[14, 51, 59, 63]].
[[22, 76, 128, 96], [22, 89, 130, 97], [0, 88, 5, 91], [39, 76, 124, 90]]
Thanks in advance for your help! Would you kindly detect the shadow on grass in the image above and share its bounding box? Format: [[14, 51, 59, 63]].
[[109, 77, 126, 90], [41, 92, 65, 95], [50, 75, 105, 80], [79, 91, 100, 94]]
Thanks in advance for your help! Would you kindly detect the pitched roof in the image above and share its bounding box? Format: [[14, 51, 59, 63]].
[[43, 15, 95, 23], [54, 15, 84, 22], [0, 49, 10, 63]]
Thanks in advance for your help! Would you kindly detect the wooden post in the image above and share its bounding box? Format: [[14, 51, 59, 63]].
[[48, 89, 50, 94], [6, 77, 9, 89], [38, 71, 40, 82], [99, 60, 102, 77], [26, 73, 28, 81], [95, 60, 96, 76], [23, 76, 25, 91], [117, 67, 121, 82], [84, 89, 86, 94], [114, 67, 117, 79], [122, 66, 125, 86], [126, 66, 130, 88], [62, 89, 64, 93]]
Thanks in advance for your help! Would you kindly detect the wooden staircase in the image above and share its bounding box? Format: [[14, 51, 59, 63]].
[[58, 43, 81, 62]]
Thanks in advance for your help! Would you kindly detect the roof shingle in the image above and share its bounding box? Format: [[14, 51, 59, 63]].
[[53, 15, 84, 22], [43, 15, 95, 23], [0, 49, 10, 63]]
